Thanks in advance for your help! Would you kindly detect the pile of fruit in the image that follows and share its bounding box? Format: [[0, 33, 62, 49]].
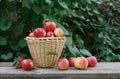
[[57, 56, 97, 70], [13, 56, 97, 71], [28, 22, 64, 37]]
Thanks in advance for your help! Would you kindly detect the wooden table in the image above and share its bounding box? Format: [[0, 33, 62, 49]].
[[0, 62, 120, 79]]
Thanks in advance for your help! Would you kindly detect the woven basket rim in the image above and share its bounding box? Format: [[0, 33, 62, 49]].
[[25, 37, 66, 40]]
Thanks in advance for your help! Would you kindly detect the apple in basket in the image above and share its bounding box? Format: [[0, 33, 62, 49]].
[[46, 31, 54, 37], [54, 28, 64, 37], [33, 28, 46, 37], [44, 22, 56, 32], [28, 32, 35, 37]]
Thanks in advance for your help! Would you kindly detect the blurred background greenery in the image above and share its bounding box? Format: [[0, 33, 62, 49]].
[[0, 0, 120, 62]]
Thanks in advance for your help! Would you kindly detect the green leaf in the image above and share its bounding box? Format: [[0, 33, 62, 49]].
[[9, 41, 21, 51], [80, 49, 92, 56], [12, 57, 20, 67], [117, 8, 120, 13], [0, 36, 7, 45], [97, 16, 103, 22], [31, 13, 40, 22], [88, 12, 93, 16], [21, 0, 34, 9], [86, 6, 91, 11], [7, 5, 16, 12], [76, 34, 82, 40], [78, 15, 85, 20], [73, 20, 81, 26], [78, 0, 88, 3], [93, 10, 100, 15], [114, 54, 120, 60], [0, 19, 12, 31], [1, 52, 13, 61], [95, 1, 102, 4], [66, 37, 72, 45], [54, 9, 63, 17], [76, 35, 84, 45], [32, 5, 41, 14], [68, 45, 81, 56], [45, 0, 52, 4], [47, 52, 58, 55], [19, 37, 27, 48], [8, 0, 14, 2], [12, 22, 25, 37], [66, 37, 81, 56], [57, 0, 70, 11]]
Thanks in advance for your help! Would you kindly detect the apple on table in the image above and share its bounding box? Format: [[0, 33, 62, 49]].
[[57, 58, 69, 70], [21, 59, 35, 71], [74, 57, 88, 70], [68, 57, 76, 67], [87, 56, 97, 67]]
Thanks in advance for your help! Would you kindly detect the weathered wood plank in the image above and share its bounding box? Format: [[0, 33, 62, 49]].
[[0, 62, 12, 67], [0, 62, 120, 79]]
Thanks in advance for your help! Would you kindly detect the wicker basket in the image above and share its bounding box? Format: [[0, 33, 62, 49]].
[[25, 37, 66, 67]]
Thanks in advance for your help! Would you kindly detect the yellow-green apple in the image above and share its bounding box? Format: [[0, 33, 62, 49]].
[[44, 22, 56, 32], [68, 57, 76, 67], [33, 28, 46, 37], [74, 57, 88, 69], [86, 56, 97, 67], [46, 31, 54, 37], [21, 59, 35, 71], [57, 58, 69, 70], [54, 28, 64, 37]]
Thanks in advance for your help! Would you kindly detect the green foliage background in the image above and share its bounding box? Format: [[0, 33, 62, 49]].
[[0, 0, 120, 62]]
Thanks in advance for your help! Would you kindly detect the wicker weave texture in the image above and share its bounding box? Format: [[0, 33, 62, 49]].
[[26, 37, 66, 67]]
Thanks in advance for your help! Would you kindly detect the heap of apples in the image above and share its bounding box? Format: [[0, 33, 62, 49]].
[[14, 56, 97, 71], [57, 56, 98, 70], [28, 22, 64, 37]]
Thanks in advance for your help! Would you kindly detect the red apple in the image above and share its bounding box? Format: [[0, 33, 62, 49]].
[[13, 57, 25, 69], [28, 32, 35, 37], [19, 57, 25, 68], [46, 31, 54, 37], [19, 57, 24, 62], [33, 28, 46, 37], [21, 59, 35, 70], [57, 58, 69, 70], [68, 57, 76, 67], [87, 56, 97, 67], [54, 28, 64, 37], [44, 22, 56, 32], [74, 57, 88, 70]]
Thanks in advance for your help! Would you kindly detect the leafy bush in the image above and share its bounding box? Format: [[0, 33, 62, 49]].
[[0, 0, 120, 62]]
